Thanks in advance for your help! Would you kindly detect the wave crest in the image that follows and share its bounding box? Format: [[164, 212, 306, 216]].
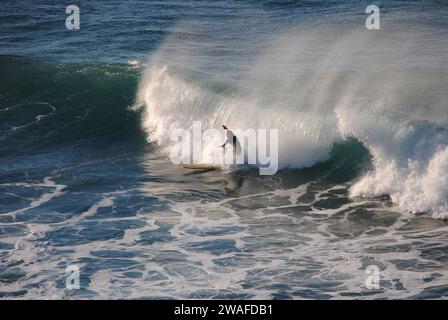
[[135, 22, 448, 217]]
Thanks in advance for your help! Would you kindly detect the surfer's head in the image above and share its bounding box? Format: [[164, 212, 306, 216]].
[[222, 125, 228, 130]]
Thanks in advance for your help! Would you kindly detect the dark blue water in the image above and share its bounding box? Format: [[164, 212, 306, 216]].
[[1, 1, 448, 299]]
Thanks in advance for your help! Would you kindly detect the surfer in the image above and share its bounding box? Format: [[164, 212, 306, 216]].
[[221, 125, 241, 163]]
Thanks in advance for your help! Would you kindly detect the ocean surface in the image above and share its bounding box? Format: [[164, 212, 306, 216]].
[[1, 0, 448, 299]]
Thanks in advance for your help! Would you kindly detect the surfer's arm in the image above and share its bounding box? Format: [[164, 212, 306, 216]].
[[221, 128, 236, 147], [221, 135, 233, 147]]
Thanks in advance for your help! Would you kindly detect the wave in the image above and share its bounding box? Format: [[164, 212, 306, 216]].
[[134, 22, 448, 217], [0, 56, 144, 155]]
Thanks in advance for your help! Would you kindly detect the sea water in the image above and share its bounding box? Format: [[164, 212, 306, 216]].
[[1, 0, 448, 299]]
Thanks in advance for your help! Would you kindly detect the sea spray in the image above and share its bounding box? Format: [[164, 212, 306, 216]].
[[135, 22, 448, 217]]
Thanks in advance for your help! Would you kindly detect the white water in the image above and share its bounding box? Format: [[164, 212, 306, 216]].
[[134, 22, 448, 218]]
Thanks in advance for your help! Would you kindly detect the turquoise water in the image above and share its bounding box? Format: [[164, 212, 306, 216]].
[[1, 1, 448, 299]]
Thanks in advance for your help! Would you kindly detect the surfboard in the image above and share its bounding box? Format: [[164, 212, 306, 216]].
[[183, 164, 222, 170]]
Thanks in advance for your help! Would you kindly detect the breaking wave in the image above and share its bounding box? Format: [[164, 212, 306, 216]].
[[135, 23, 448, 217]]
